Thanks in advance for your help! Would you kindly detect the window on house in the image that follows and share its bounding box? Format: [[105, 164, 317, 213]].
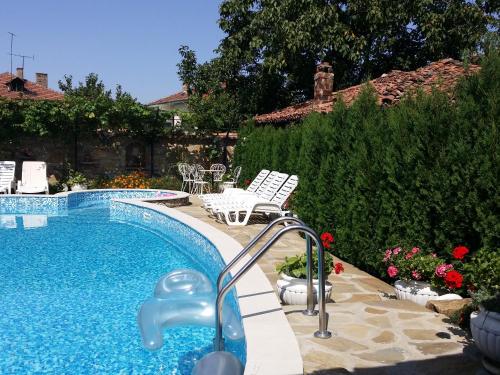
[[8, 77, 25, 92]]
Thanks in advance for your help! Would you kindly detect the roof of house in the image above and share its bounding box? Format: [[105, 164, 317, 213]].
[[0, 72, 63, 101], [148, 90, 188, 106], [254, 58, 480, 123]]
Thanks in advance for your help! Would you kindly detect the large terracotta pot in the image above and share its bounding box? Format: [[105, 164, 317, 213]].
[[471, 307, 500, 373], [394, 279, 441, 306], [276, 273, 332, 305]]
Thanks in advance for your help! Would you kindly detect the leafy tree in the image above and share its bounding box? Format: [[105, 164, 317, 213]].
[[58, 73, 112, 99], [180, 0, 495, 117], [177, 46, 246, 164], [58, 73, 169, 174], [177, 46, 244, 132]]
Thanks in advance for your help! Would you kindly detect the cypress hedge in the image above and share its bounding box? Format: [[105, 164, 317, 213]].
[[233, 54, 499, 275]]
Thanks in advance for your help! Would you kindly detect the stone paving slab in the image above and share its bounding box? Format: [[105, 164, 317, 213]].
[[167, 197, 483, 374]]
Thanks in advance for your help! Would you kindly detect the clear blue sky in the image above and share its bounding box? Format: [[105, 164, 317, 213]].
[[1, 1, 224, 103]]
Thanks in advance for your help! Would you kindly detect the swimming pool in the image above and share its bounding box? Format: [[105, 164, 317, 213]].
[[0, 190, 245, 374]]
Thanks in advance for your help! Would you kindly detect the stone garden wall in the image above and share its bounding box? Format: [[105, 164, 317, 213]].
[[0, 133, 236, 180]]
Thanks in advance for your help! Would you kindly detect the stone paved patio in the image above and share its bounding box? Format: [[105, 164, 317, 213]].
[[166, 197, 484, 374]]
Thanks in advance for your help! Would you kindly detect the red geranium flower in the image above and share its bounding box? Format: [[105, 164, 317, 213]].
[[244, 179, 251, 186], [320, 232, 334, 249], [452, 246, 469, 260], [444, 270, 463, 289], [320, 232, 334, 243], [334, 262, 344, 274]]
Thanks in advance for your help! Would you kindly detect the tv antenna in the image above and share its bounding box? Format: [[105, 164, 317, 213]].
[[8, 32, 15, 76], [12, 53, 35, 70], [6, 32, 35, 76]]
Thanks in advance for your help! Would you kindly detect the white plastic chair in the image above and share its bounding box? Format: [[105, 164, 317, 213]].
[[178, 163, 192, 192], [16, 161, 49, 194], [191, 164, 209, 195], [0, 161, 16, 194], [220, 175, 298, 226]]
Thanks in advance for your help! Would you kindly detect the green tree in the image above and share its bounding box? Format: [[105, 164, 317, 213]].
[[177, 46, 246, 164], [180, 0, 495, 118], [58, 73, 168, 173]]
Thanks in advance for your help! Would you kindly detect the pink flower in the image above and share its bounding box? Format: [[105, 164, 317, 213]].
[[431, 253, 437, 258], [411, 247, 420, 254], [405, 253, 413, 260], [411, 270, 422, 280], [435, 264, 453, 278], [383, 249, 392, 262], [387, 265, 399, 278], [393, 247, 401, 255]]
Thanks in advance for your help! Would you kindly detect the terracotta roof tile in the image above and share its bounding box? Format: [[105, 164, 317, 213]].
[[0, 72, 63, 101], [148, 90, 188, 105], [255, 59, 480, 123]]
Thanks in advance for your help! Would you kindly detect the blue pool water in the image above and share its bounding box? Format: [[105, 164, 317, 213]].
[[0, 193, 245, 374]]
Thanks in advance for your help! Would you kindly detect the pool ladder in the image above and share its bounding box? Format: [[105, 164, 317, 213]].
[[214, 216, 332, 351]]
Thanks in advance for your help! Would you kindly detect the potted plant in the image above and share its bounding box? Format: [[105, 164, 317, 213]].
[[66, 170, 88, 191], [465, 248, 500, 372], [275, 232, 344, 305], [383, 245, 467, 306]]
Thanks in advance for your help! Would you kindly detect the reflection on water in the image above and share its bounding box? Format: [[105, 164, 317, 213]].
[[0, 215, 48, 230], [23, 215, 48, 229], [0, 215, 16, 229]]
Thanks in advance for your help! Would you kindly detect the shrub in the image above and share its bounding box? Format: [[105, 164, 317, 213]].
[[66, 169, 88, 187], [234, 53, 499, 280], [94, 172, 181, 190], [150, 176, 182, 190], [463, 248, 500, 311], [101, 171, 151, 189]]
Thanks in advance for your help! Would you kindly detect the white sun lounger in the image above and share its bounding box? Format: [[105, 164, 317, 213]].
[[219, 175, 299, 226], [201, 169, 270, 208], [16, 161, 49, 194], [0, 161, 16, 194], [210, 172, 289, 214], [207, 171, 287, 213]]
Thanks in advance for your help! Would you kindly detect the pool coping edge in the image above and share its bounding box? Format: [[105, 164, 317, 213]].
[[116, 198, 304, 375]]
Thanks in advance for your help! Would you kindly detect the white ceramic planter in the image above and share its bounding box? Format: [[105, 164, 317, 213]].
[[394, 280, 441, 306], [471, 308, 500, 372], [71, 184, 88, 191], [276, 273, 332, 305]]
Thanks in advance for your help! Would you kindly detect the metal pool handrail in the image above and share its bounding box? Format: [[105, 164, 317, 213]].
[[216, 215, 317, 317], [214, 223, 332, 351]]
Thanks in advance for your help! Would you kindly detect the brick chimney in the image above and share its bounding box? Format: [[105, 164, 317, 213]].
[[314, 62, 333, 102], [16, 67, 24, 79], [36, 73, 48, 88]]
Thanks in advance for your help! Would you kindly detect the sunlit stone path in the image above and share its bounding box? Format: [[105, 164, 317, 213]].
[[164, 197, 483, 374]]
